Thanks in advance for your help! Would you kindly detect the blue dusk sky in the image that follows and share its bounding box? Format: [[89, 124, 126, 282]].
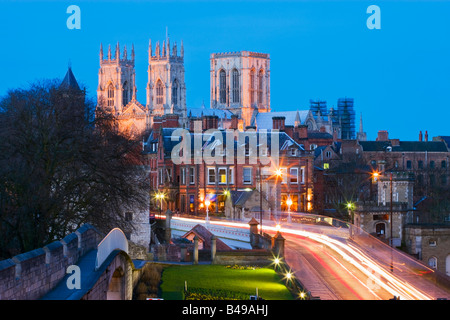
[[0, 0, 449, 141]]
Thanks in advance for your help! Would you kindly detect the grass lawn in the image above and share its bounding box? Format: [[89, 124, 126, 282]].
[[160, 264, 294, 300]]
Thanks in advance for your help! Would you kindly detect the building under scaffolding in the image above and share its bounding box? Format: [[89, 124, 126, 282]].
[[337, 97, 356, 140]]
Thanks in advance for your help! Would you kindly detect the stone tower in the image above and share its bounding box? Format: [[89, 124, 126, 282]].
[[210, 51, 270, 129], [146, 38, 187, 127], [97, 42, 150, 137]]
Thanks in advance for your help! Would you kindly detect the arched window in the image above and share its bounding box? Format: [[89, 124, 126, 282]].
[[428, 256, 437, 269], [107, 83, 114, 107], [156, 80, 164, 105], [232, 69, 239, 104], [172, 79, 178, 106], [249, 68, 255, 106], [122, 81, 128, 106], [258, 69, 264, 104], [219, 70, 226, 104]]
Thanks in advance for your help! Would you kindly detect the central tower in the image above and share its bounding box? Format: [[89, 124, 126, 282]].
[[210, 51, 270, 129], [146, 38, 187, 127]]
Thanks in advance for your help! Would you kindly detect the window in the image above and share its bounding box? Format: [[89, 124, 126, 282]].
[[418, 160, 423, 169], [310, 144, 317, 150], [323, 163, 329, 170], [122, 81, 128, 106], [257, 69, 264, 104], [189, 167, 195, 185], [228, 167, 234, 185], [430, 160, 435, 169], [124, 212, 133, 222], [189, 195, 195, 213], [218, 168, 227, 184], [290, 149, 297, 156], [107, 83, 114, 107], [428, 257, 437, 269], [219, 70, 226, 104], [441, 175, 447, 186], [172, 79, 178, 106], [159, 169, 164, 185], [208, 168, 216, 184], [290, 168, 298, 184], [181, 167, 186, 185], [232, 69, 239, 103], [156, 80, 164, 105], [325, 151, 332, 158], [243, 167, 252, 184], [442, 160, 447, 169], [280, 168, 287, 184], [406, 160, 412, 169], [249, 68, 255, 105], [300, 167, 305, 184]]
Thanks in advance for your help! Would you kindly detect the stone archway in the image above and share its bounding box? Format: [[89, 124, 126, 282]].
[[107, 267, 125, 300]]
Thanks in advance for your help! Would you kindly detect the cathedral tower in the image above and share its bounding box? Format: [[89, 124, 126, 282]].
[[210, 51, 270, 129], [97, 42, 137, 113], [97, 42, 149, 137], [146, 37, 187, 127]]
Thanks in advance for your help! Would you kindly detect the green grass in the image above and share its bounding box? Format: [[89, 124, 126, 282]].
[[160, 264, 294, 300]]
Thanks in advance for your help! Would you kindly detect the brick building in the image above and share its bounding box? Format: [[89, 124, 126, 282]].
[[143, 113, 314, 218]]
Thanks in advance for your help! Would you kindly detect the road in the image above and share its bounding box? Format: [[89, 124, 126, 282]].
[[283, 232, 392, 300]]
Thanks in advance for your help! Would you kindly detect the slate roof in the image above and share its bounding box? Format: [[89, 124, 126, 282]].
[[182, 224, 231, 251], [60, 67, 81, 91], [359, 141, 448, 152], [254, 110, 309, 129], [188, 108, 234, 119], [160, 128, 305, 158]]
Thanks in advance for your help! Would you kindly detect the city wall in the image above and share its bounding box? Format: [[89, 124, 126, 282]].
[[0, 224, 101, 300]]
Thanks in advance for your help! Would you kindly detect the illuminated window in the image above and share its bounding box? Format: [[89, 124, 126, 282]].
[[323, 163, 330, 170], [218, 168, 227, 184]]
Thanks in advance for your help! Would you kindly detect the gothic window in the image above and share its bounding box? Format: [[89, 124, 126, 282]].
[[156, 80, 164, 105], [219, 70, 226, 104], [122, 81, 128, 106], [172, 79, 178, 106], [107, 83, 114, 107], [249, 68, 255, 106], [232, 69, 239, 104], [257, 69, 264, 104]]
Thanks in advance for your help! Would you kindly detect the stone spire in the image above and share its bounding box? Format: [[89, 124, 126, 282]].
[[115, 42, 120, 60], [107, 44, 112, 60], [100, 43, 103, 62]]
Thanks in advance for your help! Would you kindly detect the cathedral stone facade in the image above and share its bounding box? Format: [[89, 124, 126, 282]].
[[97, 38, 187, 137], [210, 51, 271, 129]]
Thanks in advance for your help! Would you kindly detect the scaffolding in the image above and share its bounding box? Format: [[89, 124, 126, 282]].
[[337, 97, 356, 140]]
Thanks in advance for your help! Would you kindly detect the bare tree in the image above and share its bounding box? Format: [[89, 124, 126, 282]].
[[0, 80, 149, 258]]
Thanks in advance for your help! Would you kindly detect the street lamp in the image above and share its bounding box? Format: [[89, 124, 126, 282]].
[[155, 192, 165, 219], [346, 201, 354, 223], [286, 196, 293, 223], [205, 199, 211, 225]]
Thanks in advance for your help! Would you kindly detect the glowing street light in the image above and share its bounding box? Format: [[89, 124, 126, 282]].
[[286, 196, 293, 223], [155, 192, 165, 219], [205, 199, 211, 225]]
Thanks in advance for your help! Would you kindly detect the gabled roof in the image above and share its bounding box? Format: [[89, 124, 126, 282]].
[[60, 67, 81, 91], [254, 110, 310, 129], [182, 224, 231, 251]]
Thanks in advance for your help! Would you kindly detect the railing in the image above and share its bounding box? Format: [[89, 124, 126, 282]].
[[95, 228, 128, 270]]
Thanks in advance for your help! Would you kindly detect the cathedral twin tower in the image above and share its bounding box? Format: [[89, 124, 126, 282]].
[[97, 38, 187, 136], [97, 37, 271, 136]]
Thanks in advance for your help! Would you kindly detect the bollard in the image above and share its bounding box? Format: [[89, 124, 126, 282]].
[[193, 236, 198, 264]]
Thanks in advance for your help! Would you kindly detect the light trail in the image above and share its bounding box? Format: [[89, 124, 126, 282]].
[[170, 216, 434, 300]]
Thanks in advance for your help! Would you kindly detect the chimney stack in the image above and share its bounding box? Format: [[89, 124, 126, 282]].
[[419, 131, 423, 141], [425, 130, 428, 142], [376, 130, 389, 142], [272, 116, 285, 131]]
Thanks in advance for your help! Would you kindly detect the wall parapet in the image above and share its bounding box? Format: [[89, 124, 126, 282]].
[[0, 224, 101, 300]]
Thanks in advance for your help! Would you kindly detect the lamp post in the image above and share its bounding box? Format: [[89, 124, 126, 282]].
[[205, 199, 211, 226], [156, 192, 165, 219], [286, 196, 293, 223]]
